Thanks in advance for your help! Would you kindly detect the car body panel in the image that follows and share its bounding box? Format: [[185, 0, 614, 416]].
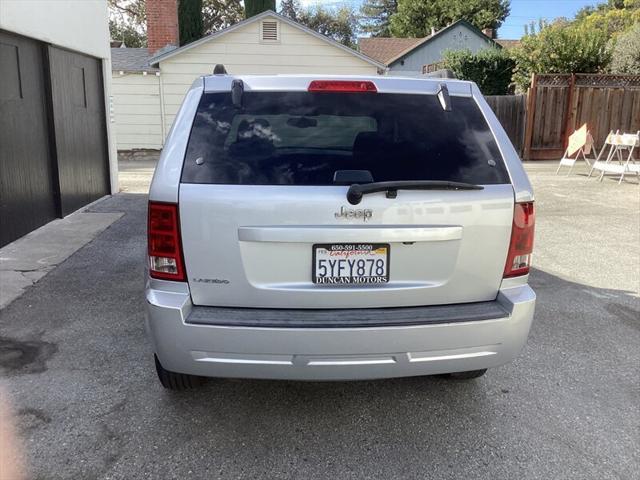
[[145, 280, 535, 380]]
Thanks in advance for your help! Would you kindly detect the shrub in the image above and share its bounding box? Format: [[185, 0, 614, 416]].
[[442, 48, 515, 95], [510, 21, 612, 91]]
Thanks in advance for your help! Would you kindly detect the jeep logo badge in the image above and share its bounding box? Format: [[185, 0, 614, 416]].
[[334, 206, 373, 222]]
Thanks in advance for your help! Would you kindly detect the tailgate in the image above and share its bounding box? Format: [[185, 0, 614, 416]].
[[180, 184, 513, 308]]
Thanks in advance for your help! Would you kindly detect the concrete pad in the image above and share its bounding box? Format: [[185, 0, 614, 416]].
[[0, 209, 123, 309]]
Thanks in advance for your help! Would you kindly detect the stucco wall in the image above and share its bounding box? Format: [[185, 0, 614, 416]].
[[0, 0, 110, 59], [389, 24, 495, 76], [112, 73, 164, 150], [158, 17, 379, 133]]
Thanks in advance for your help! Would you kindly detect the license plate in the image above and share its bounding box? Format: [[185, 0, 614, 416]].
[[313, 243, 390, 285]]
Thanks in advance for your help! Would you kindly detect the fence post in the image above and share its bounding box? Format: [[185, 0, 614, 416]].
[[562, 73, 576, 150], [523, 73, 537, 160]]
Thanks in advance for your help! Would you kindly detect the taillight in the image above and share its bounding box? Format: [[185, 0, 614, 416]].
[[148, 201, 186, 281], [308, 80, 377, 93], [504, 202, 535, 278]]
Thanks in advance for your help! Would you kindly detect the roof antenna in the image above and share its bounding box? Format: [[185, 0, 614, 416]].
[[437, 83, 452, 111], [213, 64, 227, 75], [231, 79, 244, 108]]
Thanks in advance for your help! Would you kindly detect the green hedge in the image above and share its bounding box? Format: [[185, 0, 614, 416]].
[[442, 48, 515, 95]]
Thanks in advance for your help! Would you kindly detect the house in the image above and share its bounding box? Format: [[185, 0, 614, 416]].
[[111, 48, 163, 151], [360, 20, 504, 76], [495, 39, 521, 50], [111, 2, 385, 153], [0, 0, 117, 247]]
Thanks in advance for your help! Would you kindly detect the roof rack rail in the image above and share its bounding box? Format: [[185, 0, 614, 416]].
[[213, 64, 227, 75]]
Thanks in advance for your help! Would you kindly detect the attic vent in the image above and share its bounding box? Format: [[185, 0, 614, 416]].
[[261, 20, 279, 42]]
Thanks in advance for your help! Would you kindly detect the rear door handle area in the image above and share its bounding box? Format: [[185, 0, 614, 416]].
[[237, 225, 463, 243]]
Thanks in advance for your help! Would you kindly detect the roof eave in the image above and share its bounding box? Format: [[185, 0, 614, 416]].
[[112, 68, 159, 74], [149, 10, 386, 70]]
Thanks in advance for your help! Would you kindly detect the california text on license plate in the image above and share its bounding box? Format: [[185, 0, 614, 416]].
[[312, 243, 390, 285]]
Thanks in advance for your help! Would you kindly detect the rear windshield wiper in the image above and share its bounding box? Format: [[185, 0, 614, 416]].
[[346, 181, 484, 205]]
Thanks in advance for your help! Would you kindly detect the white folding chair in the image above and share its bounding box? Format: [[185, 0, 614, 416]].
[[589, 131, 640, 184]]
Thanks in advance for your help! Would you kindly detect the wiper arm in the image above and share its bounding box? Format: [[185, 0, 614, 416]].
[[346, 180, 483, 205]]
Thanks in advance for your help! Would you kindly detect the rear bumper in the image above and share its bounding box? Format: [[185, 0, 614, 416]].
[[145, 282, 535, 380]]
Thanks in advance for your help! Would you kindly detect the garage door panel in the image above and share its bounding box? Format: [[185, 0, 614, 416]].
[[0, 31, 57, 247], [48, 46, 110, 215]]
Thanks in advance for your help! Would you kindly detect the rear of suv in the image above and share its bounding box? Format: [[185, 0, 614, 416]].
[[146, 74, 536, 390]]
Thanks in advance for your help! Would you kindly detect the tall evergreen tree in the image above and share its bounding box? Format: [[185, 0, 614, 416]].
[[245, 0, 276, 19], [359, 0, 398, 37], [179, 0, 204, 45]]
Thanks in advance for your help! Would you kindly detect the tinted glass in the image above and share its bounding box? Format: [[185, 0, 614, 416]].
[[181, 92, 509, 185]]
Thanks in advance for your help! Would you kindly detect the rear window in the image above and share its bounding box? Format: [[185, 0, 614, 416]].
[[181, 92, 509, 185]]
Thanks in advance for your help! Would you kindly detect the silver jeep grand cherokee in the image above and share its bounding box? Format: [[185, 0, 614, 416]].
[[146, 74, 536, 390]]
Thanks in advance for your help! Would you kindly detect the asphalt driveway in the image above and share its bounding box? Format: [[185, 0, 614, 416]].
[[1, 163, 638, 479]]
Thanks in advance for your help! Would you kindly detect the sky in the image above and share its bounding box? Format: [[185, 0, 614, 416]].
[[277, 0, 605, 39]]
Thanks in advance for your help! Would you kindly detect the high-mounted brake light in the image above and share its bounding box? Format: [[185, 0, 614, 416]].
[[504, 202, 535, 278], [148, 202, 186, 281], [308, 80, 377, 93]]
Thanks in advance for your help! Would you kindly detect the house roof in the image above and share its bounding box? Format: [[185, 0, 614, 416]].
[[359, 20, 500, 67], [495, 39, 521, 49], [149, 10, 386, 69], [358, 37, 423, 65], [111, 48, 158, 73]]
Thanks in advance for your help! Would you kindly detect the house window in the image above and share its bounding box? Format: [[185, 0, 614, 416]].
[[261, 21, 279, 43]]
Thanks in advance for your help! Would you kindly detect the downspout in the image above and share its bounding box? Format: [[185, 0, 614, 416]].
[[157, 70, 167, 146]]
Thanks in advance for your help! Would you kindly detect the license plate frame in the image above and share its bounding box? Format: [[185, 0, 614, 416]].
[[312, 243, 390, 285]]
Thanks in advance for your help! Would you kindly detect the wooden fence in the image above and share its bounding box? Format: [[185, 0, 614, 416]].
[[523, 74, 640, 160], [485, 95, 527, 155]]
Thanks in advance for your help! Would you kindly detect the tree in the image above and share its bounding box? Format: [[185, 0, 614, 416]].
[[280, 2, 359, 47], [609, 22, 640, 73], [359, 0, 398, 37], [109, 19, 146, 47], [390, 0, 510, 38], [511, 20, 612, 91], [108, 0, 146, 25], [577, 3, 640, 38], [108, 0, 244, 46], [108, 0, 146, 46], [179, 0, 204, 45], [280, 0, 300, 21], [442, 48, 515, 95], [245, 0, 275, 19], [510, 0, 639, 89], [202, 0, 244, 34]]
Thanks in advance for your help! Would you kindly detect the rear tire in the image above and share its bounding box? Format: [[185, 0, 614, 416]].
[[154, 355, 204, 390], [447, 369, 487, 380]]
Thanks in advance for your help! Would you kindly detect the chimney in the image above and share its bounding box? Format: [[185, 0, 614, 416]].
[[147, 0, 179, 55], [482, 28, 495, 39]]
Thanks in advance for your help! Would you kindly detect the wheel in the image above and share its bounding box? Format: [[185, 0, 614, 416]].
[[447, 369, 487, 380], [154, 355, 204, 390]]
